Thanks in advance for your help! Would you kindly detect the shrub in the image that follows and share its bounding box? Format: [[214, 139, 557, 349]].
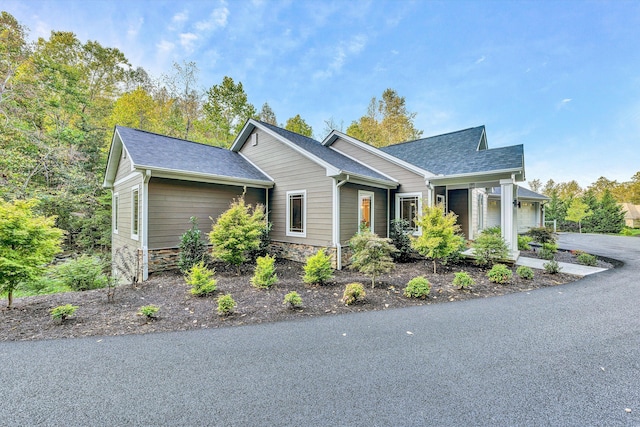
[[472, 231, 509, 267], [453, 272, 475, 290], [542, 242, 558, 253], [349, 231, 397, 288], [56, 255, 108, 291], [217, 294, 236, 315], [516, 265, 534, 280], [487, 264, 512, 284], [283, 291, 302, 308], [412, 205, 463, 274], [50, 304, 78, 321], [138, 305, 159, 319], [251, 254, 278, 289], [483, 226, 501, 235], [527, 227, 556, 244], [303, 249, 334, 285], [248, 221, 272, 261], [403, 276, 431, 298], [389, 219, 415, 262], [342, 283, 366, 305], [185, 262, 217, 296], [576, 253, 597, 266], [539, 247, 555, 260], [544, 260, 562, 274], [518, 235, 532, 251], [178, 216, 210, 273]]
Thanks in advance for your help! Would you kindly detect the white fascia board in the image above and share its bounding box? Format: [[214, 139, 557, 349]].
[[429, 168, 525, 185], [237, 152, 276, 182], [102, 128, 123, 188], [328, 146, 399, 183], [135, 165, 275, 189], [333, 171, 398, 189], [230, 119, 255, 151]]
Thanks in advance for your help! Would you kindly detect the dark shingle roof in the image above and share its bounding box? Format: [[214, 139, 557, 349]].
[[489, 186, 550, 200], [115, 126, 272, 183], [380, 126, 523, 176], [257, 121, 394, 183]]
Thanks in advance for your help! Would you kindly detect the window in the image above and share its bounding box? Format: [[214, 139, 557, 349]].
[[286, 190, 306, 237], [131, 186, 139, 240], [396, 193, 422, 234], [113, 193, 119, 234], [358, 191, 374, 232]]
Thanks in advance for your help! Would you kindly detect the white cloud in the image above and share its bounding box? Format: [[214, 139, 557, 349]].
[[127, 17, 144, 39], [179, 33, 199, 52], [314, 34, 368, 80], [557, 98, 572, 109], [173, 10, 189, 24], [195, 4, 229, 31], [156, 40, 175, 54], [475, 56, 486, 64]]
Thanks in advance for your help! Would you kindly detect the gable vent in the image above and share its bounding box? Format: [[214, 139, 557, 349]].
[[251, 133, 258, 146]]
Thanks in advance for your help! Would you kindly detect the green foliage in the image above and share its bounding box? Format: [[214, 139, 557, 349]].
[[472, 230, 509, 267], [0, 199, 64, 308], [284, 114, 313, 137], [138, 304, 159, 319], [389, 219, 415, 262], [56, 255, 108, 291], [349, 231, 396, 288], [565, 197, 592, 232], [185, 262, 217, 296], [209, 197, 265, 274], [483, 226, 502, 235], [539, 247, 555, 261], [216, 294, 236, 316], [582, 190, 625, 234], [487, 264, 512, 284], [518, 235, 532, 251], [17, 271, 71, 297], [516, 265, 534, 280], [203, 76, 256, 146], [283, 291, 302, 308], [576, 253, 597, 266], [178, 216, 210, 273], [342, 283, 366, 305], [527, 227, 556, 244], [543, 260, 562, 274], [50, 304, 78, 321], [412, 205, 463, 274], [302, 249, 334, 285], [248, 222, 272, 262], [403, 276, 431, 298], [251, 255, 278, 289], [452, 272, 475, 290]]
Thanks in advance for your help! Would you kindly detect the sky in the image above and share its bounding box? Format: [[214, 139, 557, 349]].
[[4, 0, 639, 189]]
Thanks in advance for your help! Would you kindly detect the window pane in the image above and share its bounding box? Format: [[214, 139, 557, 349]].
[[289, 194, 303, 233], [132, 190, 139, 235], [360, 196, 371, 230], [400, 196, 418, 231]]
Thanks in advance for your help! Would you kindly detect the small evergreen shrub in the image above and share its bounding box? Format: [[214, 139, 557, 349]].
[[472, 231, 509, 266], [249, 222, 272, 261], [487, 264, 512, 284], [50, 304, 78, 321], [516, 265, 534, 280], [56, 255, 108, 291], [283, 291, 302, 308], [217, 294, 236, 315], [483, 226, 502, 235], [542, 242, 558, 253], [539, 247, 556, 260], [518, 235, 532, 251], [544, 260, 562, 274], [138, 305, 159, 319], [403, 276, 431, 298], [342, 282, 366, 305], [178, 216, 210, 273], [452, 272, 475, 290], [576, 253, 597, 266], [527, 227, 556, 244], [185, 262, 217, 296], [303, 249, 334, 285], [389, 219, 415, 262], [349, 231, 397, 288], [251, 254, 278, 289]]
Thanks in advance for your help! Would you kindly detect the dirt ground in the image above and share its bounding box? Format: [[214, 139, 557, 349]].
[[2, 249, 612, 342]]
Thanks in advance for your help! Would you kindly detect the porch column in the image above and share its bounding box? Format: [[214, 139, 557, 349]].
[[499, 179, 518, 254]]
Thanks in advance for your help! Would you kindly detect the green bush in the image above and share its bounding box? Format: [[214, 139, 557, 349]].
[[217, 294, 236, 315], [178, 216, 210, 273], [543, 260, 562, 274], [527, 227, 556, 244], [403, 276, 431, 298], [138, 305, 159, 319], [283, 291, 302, 308], [452, 272, 475, 290], [487, 264, 512, 284], [251, 254, 278, 289], [516, 265, 534, 280], [518, 235, 532, 251], [349, 231, 396, 288], [342, 283, 366, 305], [56, 255, 108, 291], [483, 226, 502, 235], [389, 219, 415, 262], [50, 304, 78, 321], [576, 253, 597, 266], [412, 205, 463, 274], [303, 249, 334, 285], [185, 262, 217, 296], [249, 222, 272, 261], [472, 231, 509, 266]]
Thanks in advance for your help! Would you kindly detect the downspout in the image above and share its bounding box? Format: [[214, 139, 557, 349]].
[[142, 170, 151, 281], [387, 188, 391, 238], [333, 175, 349, 270], [265, 187, 269, 224]]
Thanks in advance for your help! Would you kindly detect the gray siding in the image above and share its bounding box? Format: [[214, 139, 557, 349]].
[[148, 178, 264, 249], [111, 157, 143, 259], [240, 129, 334, 246], [340, 184, 388, 243], [115, 149, 133, 183]]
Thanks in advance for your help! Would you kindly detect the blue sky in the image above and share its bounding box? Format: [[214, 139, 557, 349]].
[[5, 0, 639, 188]]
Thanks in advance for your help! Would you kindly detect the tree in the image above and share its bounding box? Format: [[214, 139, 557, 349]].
[[349, 231, 397, 288], [284, 114, 313, 137], [412, 205, 463, 274], [565, 197, 591, 233], [209, 197, 265, 275], [323, 116, 344, 135], [163, 61, 202, 140], [203, 76, 256, 146], [0, 199, 64, 308], [178, 216, 210, 273], [528, 179, 542, 193], [582, 190, 625, 234], [258, 102, 277, 125]]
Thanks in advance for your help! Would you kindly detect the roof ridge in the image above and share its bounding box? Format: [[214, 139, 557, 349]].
[[383, 125, 485, 148], [116, 125, 228, 151], [255, 120, 322, 143]]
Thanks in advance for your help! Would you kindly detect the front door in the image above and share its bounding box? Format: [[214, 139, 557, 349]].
[[447, 189, 469, 238]]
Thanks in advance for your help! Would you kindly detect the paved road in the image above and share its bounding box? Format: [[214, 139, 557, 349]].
[[1, 234, 639, 426]]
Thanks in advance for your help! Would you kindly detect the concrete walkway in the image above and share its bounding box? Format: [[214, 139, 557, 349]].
[[516, 255, 608, 275]]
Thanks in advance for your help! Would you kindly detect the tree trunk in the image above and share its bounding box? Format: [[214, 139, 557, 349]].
[[433, 260, 437, 274], [7, 290, 13, 309]]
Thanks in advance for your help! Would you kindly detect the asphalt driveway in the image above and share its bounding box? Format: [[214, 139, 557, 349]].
[[1, 233, 639, 426]]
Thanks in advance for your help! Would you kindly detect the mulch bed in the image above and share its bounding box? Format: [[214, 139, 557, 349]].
[[0, 255, 589, 342]]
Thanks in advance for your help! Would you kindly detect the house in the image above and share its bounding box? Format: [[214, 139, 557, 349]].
[[103, 120, 525, 281], [621, 203, 640, 228], [486, 186, 549, 233]]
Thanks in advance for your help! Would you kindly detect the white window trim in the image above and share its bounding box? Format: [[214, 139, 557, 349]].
[[395, 192, 422, 236], [131, 185, 140, 241], [113, 192, 119, 235], [286, 190, 306, 237], [358, 190, 375, 232]]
